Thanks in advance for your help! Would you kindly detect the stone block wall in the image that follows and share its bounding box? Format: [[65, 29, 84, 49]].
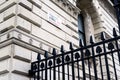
[[0, 0, 80, 79]]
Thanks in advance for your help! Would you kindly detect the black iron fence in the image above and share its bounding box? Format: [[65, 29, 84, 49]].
[[29, 28, 120, 80]]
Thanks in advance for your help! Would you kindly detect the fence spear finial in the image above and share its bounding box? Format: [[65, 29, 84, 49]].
[[60, 45, 64, 53], [90, 36, 94, 44], [113, 28, 117, 37], [69, 42, 74, 50], [37, 53, 41, 61], [101, 32, 106, 40], [52, 48, 56, 56], [79, 39, 84, 47], [44, 51, 48, 58]]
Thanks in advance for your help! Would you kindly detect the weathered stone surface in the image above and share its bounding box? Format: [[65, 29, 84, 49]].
[[12, 59, 30, 74], [11, 73, 29, 80], [32, 5, 47, 20], [18, 0, 32, 10], [13, 45, 31, 62], [16, 16, 32, 33], [31, 24, 69, 50], [18, 5, 42, 27], [3, 5, 16, 20], [0, 0, 17, 13], [41, 19, 66, 40], [0, 12, 4, 22], [0, 45, 11, 60], [0, 0, 6, 5], [0, 59, 10, 74], [0, 73, 9, 80], [0, 16, 15, 32], [28, 0, 42, 8]]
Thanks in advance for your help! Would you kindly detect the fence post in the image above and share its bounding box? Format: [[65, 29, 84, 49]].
[[79, 39, 86, 80], [96, 46, 104, 80], [101, 32, 110, 80], [61, 45, 65, 80], [44, 51, 48, 80], [70, 42, 75, 80], [108, 42, 118, 80], [90, 36, 98, 80], [85, 49, 91, 80], [52, 48, 57, 80], [113, 28, 120, 65], [37, 53, 41, 80]]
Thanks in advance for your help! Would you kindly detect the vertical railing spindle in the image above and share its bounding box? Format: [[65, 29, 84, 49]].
[[48, 60, 52, 80], [52, 48, 56, 80], [75, 52, 80, 80], [65, 55, 71, 80], [108, 43, 118, 80], [57, 58, 61, 80], [61, 45, 65, 80], [37, 54, 41, 80], [85, 49, 91, 80], [113, 28, 120, 65], [79, 39, 86, 80], [44, 51, 48, 80], [96, 46, 104, 80], [70, 42, 75, 80], [90, 36, 98, 80], [101, 32, 111, 80]]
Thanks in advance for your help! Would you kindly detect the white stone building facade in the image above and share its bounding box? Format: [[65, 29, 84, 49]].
[[0, 0, 119, 80]]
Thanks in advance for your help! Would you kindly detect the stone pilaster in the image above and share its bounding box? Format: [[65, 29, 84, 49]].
[[77, 0, 95, 44], [82, 10, 95, 45]]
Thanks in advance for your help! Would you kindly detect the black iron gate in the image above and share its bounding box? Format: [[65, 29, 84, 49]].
[[29, 28, 120, 80]]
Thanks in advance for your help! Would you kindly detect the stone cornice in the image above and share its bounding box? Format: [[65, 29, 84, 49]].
[[76, 0, 93, 10], [0, 29, 60, 55], [50, 0, 80, 19], [0, 37, 45, 55]]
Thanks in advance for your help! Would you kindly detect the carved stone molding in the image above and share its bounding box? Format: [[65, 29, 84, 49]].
[[50, 0, 80, 19], [18, 34, 22, 40], [29, 39, 33, 45], [0, 29, 60, 54], [7, 33, 10, 39], [76, 0, 93, 10]]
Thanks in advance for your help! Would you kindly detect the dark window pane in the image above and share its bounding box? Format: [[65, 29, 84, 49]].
[[78, 14, 84, 32], [78, 14, 86, 45]]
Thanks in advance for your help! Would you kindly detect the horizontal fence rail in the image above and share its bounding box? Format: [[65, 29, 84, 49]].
[[29, 28, 120, 80]]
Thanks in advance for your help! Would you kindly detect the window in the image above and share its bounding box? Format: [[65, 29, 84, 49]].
[[78, 14, 86, 45]]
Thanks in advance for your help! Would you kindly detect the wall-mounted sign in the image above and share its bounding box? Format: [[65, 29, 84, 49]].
[[48, 12, 62, 27]]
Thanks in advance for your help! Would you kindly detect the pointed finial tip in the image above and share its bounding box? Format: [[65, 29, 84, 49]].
[[37, 53, 41, 61], [79, 39, 84, 47], [101, 32, 106, 40], [69, 42, 74, 50], [113, 28, 117, 37], [52, 48, 56, 56], [60, 45, 64, 53], [44, 51, 48, 58], [90, 36, 94, 44]]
